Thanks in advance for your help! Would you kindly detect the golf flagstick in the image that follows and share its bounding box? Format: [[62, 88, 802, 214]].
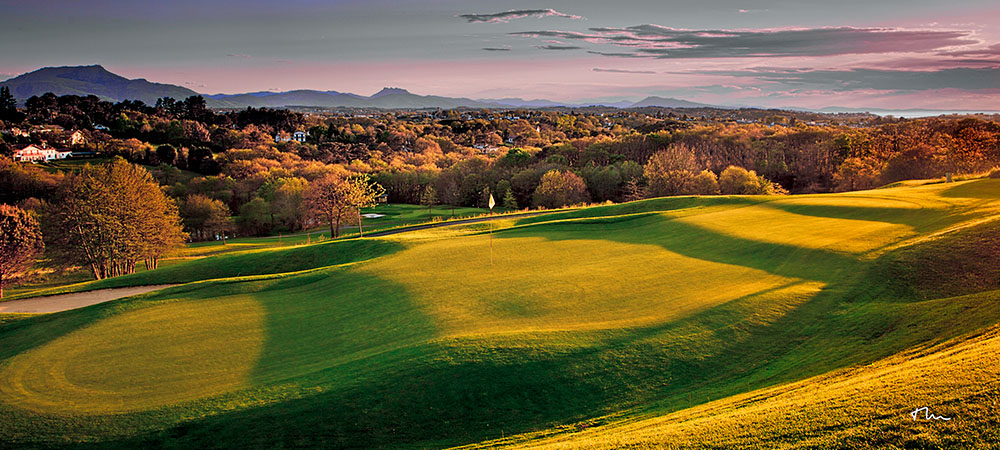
[[488, 193, 495, 265]]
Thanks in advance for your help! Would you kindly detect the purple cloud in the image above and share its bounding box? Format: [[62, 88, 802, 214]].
[[459, 9, 583, 24], [512, 26, 977, 58], [593, 68, 656, 74], [700, 67, 1000, 91], [537, 44, 582, 51]]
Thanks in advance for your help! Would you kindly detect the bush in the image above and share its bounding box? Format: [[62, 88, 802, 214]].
[[532, 170, 590, 208], [718, 166, 783, 195], [685, 170, 720, 195], [990, 168, 1000, 179]]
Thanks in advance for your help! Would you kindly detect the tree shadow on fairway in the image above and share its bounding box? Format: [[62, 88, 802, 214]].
[[43, 266, 1000, 450], [515, 196, 764, 227], [52, 280, 841, 450], [759, 201, 965, 233], [939, 178, 1000, 199], [504, 214, 862, 285], [245, 267, 439, 386], [88, 238, 405, 291]]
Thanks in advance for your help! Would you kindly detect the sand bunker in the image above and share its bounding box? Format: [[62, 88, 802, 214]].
[[0, 285, 178, 313]]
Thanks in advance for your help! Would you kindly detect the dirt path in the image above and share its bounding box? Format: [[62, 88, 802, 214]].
[[366, 211, 560, 237], [0, 285, 178, 313]]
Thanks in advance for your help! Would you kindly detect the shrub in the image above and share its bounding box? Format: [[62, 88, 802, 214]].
[[719, 166, 783, 195], [532, 170, 590, 208], [990, 168, 1000, 179], [685, 170, 720, 195]]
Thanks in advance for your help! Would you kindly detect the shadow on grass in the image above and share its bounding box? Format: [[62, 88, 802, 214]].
[[760, 201, 965, 233], [11, 238, 405, 300], [939, 179, 1000, 199], [506, 213, 861, 285], [515, 196, 765, 227], [12, 198, 1000, 449]]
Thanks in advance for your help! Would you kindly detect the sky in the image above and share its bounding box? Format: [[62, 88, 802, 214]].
[[1, 0, 999, 110]]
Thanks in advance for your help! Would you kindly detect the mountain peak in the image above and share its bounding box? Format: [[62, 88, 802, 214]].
[[0, 64, 202, 105], [371, 87, 411, 98], [629, 96, 712, 109]]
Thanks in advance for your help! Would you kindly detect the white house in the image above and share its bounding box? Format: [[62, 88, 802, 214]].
[[275, 130, 309, 143], [13, 145, 72, 163]]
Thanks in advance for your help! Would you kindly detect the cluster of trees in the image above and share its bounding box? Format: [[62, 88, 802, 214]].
[[0, 157, 394, 290], [3, 92, 999, 242], [4, 92, 998, 199]]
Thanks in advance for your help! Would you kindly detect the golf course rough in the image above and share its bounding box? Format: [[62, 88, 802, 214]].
[[0, 178, 997, 449]]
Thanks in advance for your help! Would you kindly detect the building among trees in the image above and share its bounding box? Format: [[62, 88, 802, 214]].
[[12, 145, 71, 162]]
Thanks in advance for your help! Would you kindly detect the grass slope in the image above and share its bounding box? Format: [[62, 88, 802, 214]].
[[0, 179, 997, 449]]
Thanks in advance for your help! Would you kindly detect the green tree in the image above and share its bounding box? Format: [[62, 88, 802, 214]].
[[237, 197, 272, 236], [502, 188, 518, 210], [0, 86, 21, 122], [0, 204, 43, 298], [156, 144, 178, 166], [420, 184, 438, 214]]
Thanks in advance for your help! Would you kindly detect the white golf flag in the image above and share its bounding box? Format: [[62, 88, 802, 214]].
[[488, 193, 496, 210]]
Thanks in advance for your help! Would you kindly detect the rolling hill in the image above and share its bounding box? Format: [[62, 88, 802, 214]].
[[0, 178, 998, 449]]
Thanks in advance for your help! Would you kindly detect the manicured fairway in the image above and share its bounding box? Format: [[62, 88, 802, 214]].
[[0, 178, 997, 449]]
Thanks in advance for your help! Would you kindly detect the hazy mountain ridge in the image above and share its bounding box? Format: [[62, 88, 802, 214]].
[[9, 65, 983, 114], [0, 65, 213, 106]]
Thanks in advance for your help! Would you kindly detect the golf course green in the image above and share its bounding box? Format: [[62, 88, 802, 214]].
[[1, 178, 998, 449]]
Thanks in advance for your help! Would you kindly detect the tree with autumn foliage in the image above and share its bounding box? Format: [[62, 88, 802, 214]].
[[303, 175, 353, 238], [44, 158, 186, 279], [345, 175, 386, 238], [180, 194, 233, 243], [0, 204, 43, 298], [533, 170, 590, 208], [644, 144, 699, 197]]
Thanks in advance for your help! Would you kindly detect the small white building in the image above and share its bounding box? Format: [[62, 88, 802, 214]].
[[274, 130, 309, 143], [13, 145, 72, 163]]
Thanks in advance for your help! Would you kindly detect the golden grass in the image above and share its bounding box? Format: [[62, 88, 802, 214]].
[[362, 235, 797, 337], [490, 296, 1000, 449], [0, 295, 266, 414]]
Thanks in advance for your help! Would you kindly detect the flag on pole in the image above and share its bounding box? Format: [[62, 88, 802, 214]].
[[488, 193, 496, 210]]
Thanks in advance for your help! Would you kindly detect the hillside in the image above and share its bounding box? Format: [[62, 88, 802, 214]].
[[0, 179, 998, 448], [0, 65, 213, 106]]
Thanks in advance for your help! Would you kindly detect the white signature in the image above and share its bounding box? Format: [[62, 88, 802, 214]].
[[910, 407, 951, 421]]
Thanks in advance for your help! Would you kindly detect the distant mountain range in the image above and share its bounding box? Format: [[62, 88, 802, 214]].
[[1, 65, 724, 111], [0, 65, 205, 106]]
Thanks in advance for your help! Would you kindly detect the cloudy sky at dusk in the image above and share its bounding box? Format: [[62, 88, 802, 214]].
[[2, 0, 999, 109]]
